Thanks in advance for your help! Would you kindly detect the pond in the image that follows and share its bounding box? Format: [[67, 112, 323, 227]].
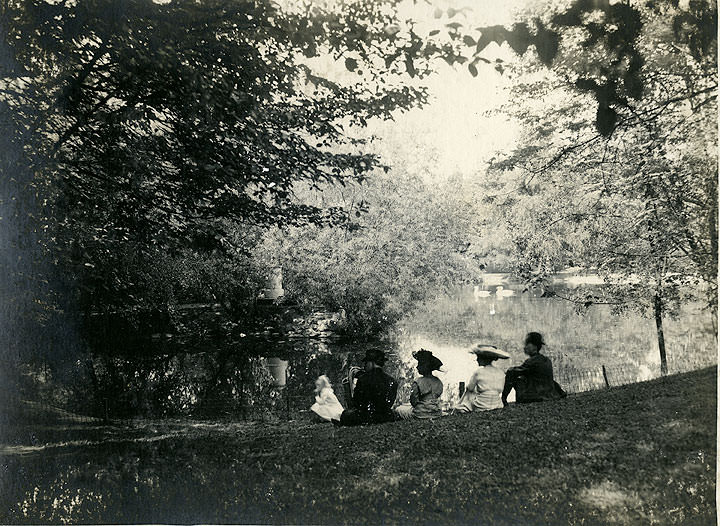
[[85, 276, 716, 422]]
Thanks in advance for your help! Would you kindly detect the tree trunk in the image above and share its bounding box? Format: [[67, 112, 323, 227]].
[[708, 197, 718, 319], [654, 293, 668, 376], [85, 357, 101, 403]]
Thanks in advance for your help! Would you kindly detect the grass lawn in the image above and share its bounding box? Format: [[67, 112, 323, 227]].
[[1, 367, 716, 525]]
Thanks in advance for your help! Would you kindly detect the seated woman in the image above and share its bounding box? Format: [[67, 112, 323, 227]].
[[455, 344, 509, 412], [310, 375, 344, 422], [334, 349, 398, 426], [502, 332, 566, 406], [395, 349, 444, 420]]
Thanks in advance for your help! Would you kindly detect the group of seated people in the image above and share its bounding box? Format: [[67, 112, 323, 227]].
[[310, 332, 566, 425]]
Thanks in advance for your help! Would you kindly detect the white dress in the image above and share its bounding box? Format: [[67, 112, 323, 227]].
[[310, 387, 344, 421], [455, 364, 505, 412]]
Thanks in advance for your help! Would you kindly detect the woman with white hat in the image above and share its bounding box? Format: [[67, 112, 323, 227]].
[[454, 344, 509, 412]]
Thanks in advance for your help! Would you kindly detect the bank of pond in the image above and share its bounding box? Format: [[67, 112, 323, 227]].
[[15, 283, 716, 423]]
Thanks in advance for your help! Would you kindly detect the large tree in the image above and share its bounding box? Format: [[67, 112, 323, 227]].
[[0, 0, 442, 402], [1, 0, 437, 310], [473, 0, 717, 374], [0, 0, 450, 374]]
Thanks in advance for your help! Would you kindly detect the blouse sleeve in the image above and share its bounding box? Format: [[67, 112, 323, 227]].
[[466, 369, 481, 392]]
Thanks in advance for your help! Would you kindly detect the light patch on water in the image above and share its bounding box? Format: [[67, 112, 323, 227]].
[[560, 275, 608, 287], [637, 364, 654, 381], [644, 346, 661, 365]]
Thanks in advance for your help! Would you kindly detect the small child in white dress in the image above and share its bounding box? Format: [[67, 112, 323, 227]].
[[310, 375, 344, 422]]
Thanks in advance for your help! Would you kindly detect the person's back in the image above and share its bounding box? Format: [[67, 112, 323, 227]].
[[352, 367, 398, 423], [336, 349, 398, 427], [503, 332, 565, 405], [511, 353, 557, 403], [458, 364, 505, 411], [410, 375, 443, 419], [394, 349, 444, 421]]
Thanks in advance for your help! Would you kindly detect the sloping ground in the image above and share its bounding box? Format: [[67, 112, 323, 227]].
[[1, 368, 715, 525]]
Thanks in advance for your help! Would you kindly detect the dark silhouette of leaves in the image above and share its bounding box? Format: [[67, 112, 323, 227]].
[[534, 21, 559, 65], [344, 57, 358, 71], [475, 25, 506, 53], [506, 23, 532, 55]]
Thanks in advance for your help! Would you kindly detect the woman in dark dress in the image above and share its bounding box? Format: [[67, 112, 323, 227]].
[[334, 349, 398, 426], [502, 332, 565, 406]]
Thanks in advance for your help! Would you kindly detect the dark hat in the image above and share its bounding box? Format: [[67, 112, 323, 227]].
[[413, 349, 443, 371], [362, 348, 386, 366], [469, 344, 510, 360], [525, 332, 545, 348]]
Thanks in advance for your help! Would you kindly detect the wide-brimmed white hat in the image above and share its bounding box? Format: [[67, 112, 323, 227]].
[[469, 344, 510, 360]]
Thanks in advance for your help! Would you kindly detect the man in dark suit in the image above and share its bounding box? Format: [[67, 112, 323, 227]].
[[334, 349, 398, 426], [502, 332, 566, 405]]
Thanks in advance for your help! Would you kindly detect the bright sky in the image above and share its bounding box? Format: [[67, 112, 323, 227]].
[[383, 0, 530, 179], [367, 60, 520, 181], [304, 0, 531, 182]]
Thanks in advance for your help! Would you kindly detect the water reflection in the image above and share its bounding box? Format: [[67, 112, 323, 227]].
[[390, 284, 715, 402]]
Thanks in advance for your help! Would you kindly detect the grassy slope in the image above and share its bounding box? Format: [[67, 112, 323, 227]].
[[1, 368, 716, 525]]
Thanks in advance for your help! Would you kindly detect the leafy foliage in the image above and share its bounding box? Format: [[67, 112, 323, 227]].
[[256, 165, 480, 339], [1, 0, 715, 402], [0, 0, 435, 346], [413, 0, 715, 136], [477, 0, 717, 373]]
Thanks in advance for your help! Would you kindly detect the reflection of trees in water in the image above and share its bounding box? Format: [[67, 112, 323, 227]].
[[80, 342, 371, 420], [87, 352, 276, 419], [395, 285, 716, 395]]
